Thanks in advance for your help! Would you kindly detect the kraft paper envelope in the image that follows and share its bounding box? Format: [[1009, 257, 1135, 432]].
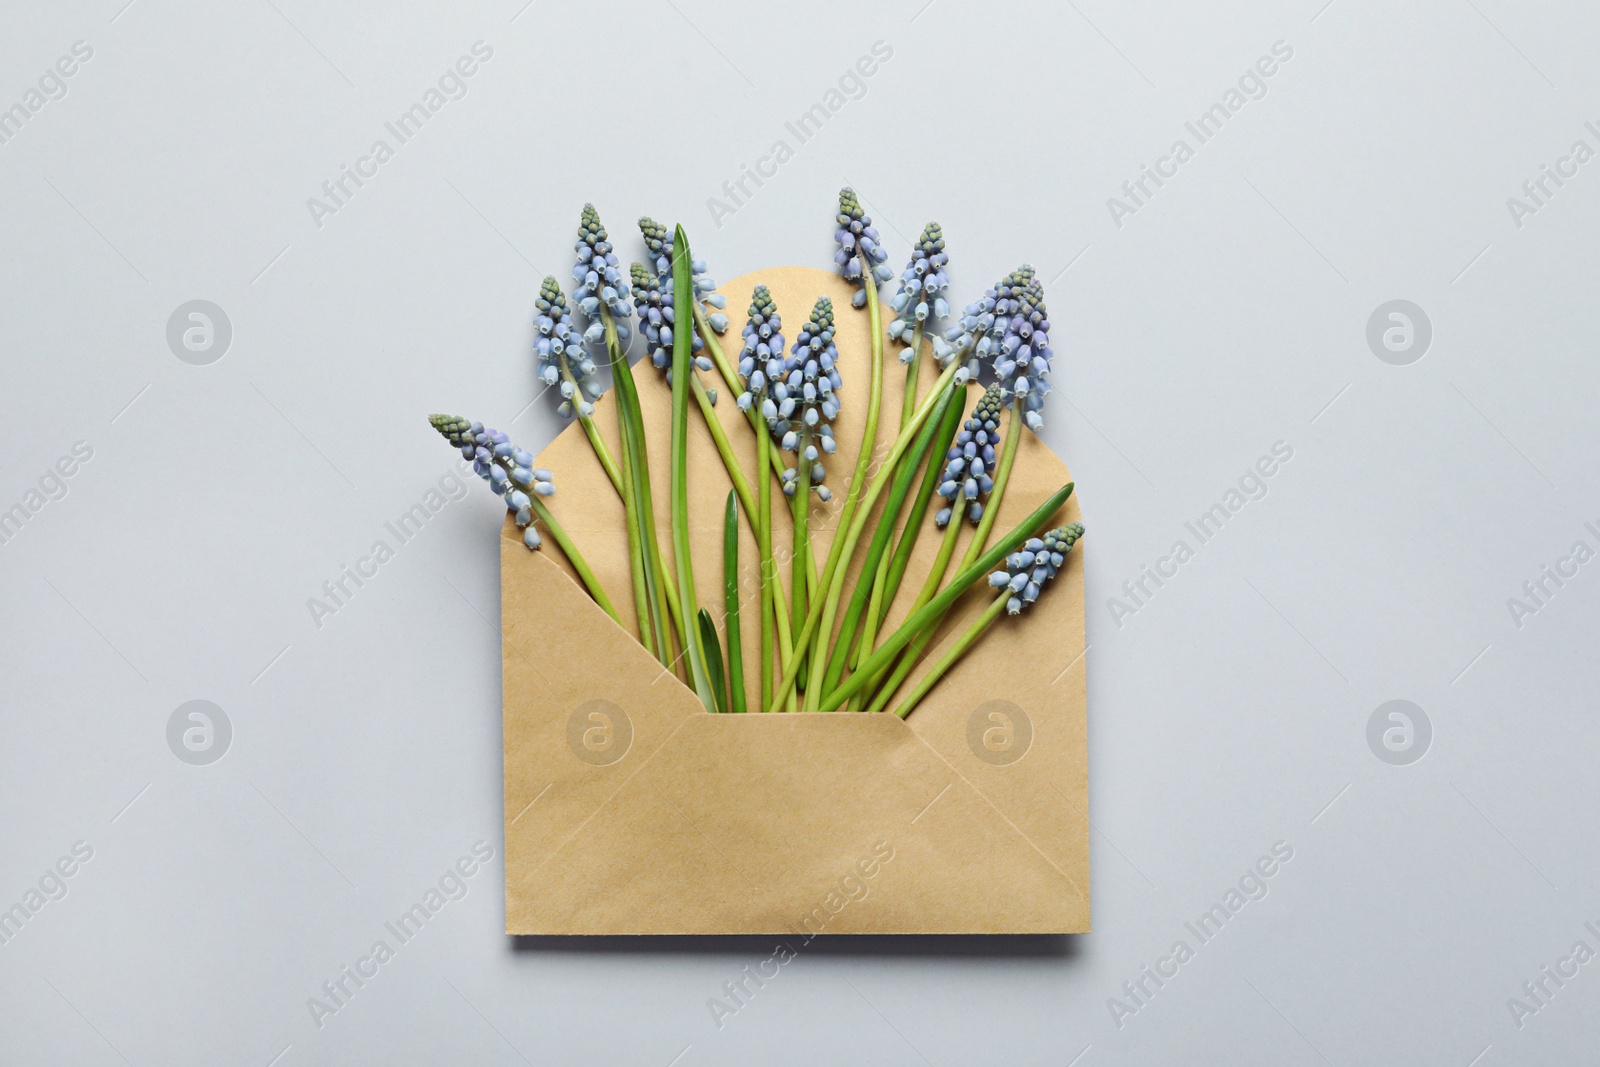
[[500, 266, 1087, 934]]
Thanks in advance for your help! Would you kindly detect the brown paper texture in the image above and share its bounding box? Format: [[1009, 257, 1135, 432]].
[[501, 266, 1086, 934]]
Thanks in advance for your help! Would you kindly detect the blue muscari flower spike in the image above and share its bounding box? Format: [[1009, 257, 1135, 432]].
[[639, 215, 728, 349], [776, 296, 841, 502], [834, 187, 895, 308], [941, 264, 1036, 385], [572, 204, 633, 347], [430, 414, 555, 550], [935, 385, 1003, 527], [627, 260, 714, 390], [993, 276, 1053, 432], [887, 222, 950, 362], [735, 285, 785, 432], [533, 277, 601, 418], [987, 523, 1083, 615]]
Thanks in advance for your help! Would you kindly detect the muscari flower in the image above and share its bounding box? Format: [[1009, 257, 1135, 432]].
[[629, 259, 716, 395], [988, 523, 1083, 615], [776, 296, 841, 502], [992, 276, 1053, 432], [429, 414, 555, 550], [833, 187, 894, 308], [887, 222, 950, 360], [735, 285, 785, 429], [572, 204, 633, 346], [635, 216, 727, 398], [639, 217, 728, 339], [935, 385, 1003, 527], [940, 264, 1036, 384], [533, 277, 600, 418]]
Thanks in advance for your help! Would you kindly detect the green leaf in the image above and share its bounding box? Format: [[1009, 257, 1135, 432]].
[[723, 491, 746, 713], [698, 609, 727, 714], [671, 224, 713, 710]]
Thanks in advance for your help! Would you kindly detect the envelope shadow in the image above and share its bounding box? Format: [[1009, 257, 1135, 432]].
[[511, 933, 1080, 959]]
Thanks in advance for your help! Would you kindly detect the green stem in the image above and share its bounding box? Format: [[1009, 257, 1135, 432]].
[[577, 413, 624, 495], [791, 474, 819, 602], [759, 426, 797, 712], [899, 322, 924, 430], [791, 426, 812, 687], [561, 351, 649, 651], [820, 481, 1074, 713], [861, 380, 966, 659], [656, 542, 684, 669], [671, 226, 713, 709], [891, 590, 1009, 719], [819, 380, 958, 699], [766, 360, 961, 712], [616, 427, 654, 655], [723, 491, 746, 713], [850, 325, 931, 709], [690, 376, 750, 510], [529, 497, 621, 625], [861, 505, 965, 713], [557, 355, 625, 497], [803, 278, 885, 710], [757, 426, 774, 708], [849, 551, 893, 711]]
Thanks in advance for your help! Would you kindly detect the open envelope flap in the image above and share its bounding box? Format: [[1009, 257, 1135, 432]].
[[502, 265, 1087, 934], [501, 530, 706, 876]]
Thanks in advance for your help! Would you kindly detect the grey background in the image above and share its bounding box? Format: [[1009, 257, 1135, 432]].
[[2, 0, 1596, 1063]]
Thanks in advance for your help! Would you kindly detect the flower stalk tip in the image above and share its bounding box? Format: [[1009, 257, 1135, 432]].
[[888, 221, 949, 357], [429, 414, 555, 549], [735, 284, 785, 422], [534, 277, 600, 419], [573, 204, 633, 343], [994, 276, 1054, 432], [935, 384, 1003, 527], [777, 295, 841, 503], [834, 187, 894, 307], [987, 522, 1083, 614]]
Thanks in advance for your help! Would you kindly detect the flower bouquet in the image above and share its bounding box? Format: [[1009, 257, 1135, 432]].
[[435, 192, 1087, 934]]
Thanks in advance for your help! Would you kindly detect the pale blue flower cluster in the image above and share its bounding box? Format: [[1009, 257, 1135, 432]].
[[639, 215, 728, 345], [988, 523, 1083, 615], [533, 277, 600, 419], [776, 296, 841, 502], [627, 260, 712, 383], [888, 222, 950, 363], [993, 275, 1053, 432], [430, 415, 555, 550], [735, 285, 785, 431], [572, 204, 633, 346], [833, 187, 894, 308], [941, 264, 1036, 385], [935, 386, 1003, 527]]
